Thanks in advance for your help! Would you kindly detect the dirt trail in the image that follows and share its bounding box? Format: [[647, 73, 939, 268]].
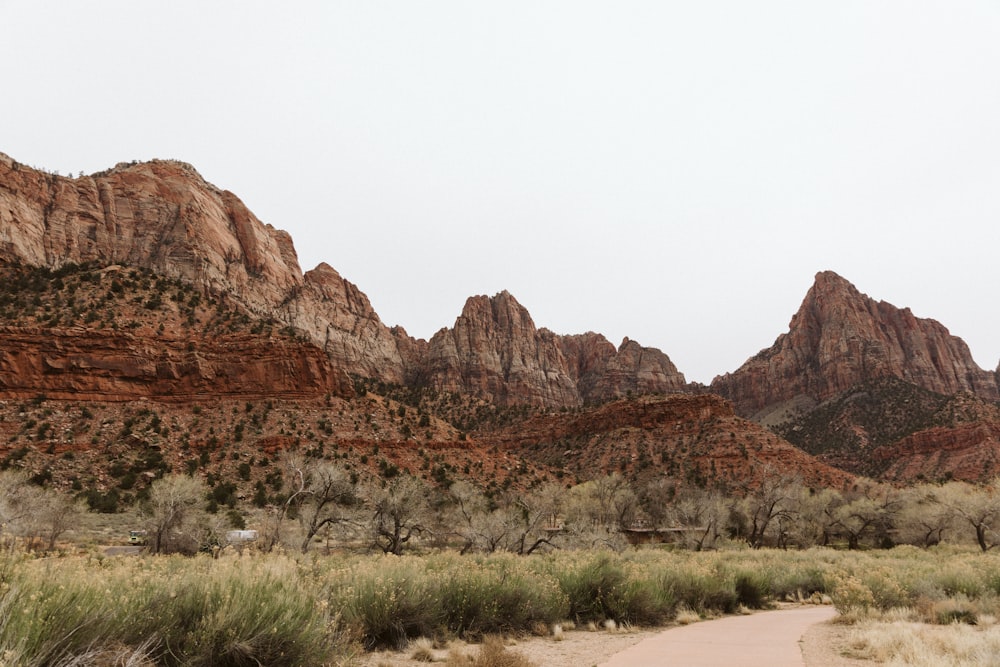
[[599, 605, 838, 667]]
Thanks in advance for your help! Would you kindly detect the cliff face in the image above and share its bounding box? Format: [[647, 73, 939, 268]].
[[0, 153, 406, 383], [1, 154, 688, 404], [421, 291, 687, 407], [712, 271, 1000, 417], [0, 326, 350, 402]]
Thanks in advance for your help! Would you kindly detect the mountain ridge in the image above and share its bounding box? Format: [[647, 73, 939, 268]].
[[0, 153, 687, 408], [5, 151, 1000, 486]]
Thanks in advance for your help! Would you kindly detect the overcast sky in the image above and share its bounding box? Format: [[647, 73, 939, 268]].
[[2, 2, 998, 383]]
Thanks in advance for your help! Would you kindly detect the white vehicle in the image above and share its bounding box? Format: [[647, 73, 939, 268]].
[[225, 529, 258, 545]]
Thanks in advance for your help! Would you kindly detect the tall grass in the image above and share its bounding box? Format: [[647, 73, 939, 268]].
[[0, 552, 347, 667], [4, 544, 1000, 664]]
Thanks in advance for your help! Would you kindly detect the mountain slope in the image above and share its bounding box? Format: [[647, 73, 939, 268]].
[[0, 153, 686, 408], [0, 153, 408, 383], [487, 393, 855, 491], [711, 271, 999, 420], [773, 378, 1000, 483]]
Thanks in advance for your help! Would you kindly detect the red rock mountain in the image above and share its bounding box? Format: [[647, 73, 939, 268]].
[[420, 291, 687, 407], [489, 393, 855, 491], [712, 271, 1000, 419], [0, 153, 684, 407], [0, 153, 408, 384], [0, 326, 349, 403]]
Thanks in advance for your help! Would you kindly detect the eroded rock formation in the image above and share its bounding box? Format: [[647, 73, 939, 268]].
[[421, 291, 687, 407], [0, 327, 351, 402], [1, 154, 687, 405], [0, 153, 406, 383], [712, 271, 1000, 418]]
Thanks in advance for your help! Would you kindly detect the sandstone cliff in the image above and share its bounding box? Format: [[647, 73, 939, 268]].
[[712, 271, 1000, 418], [0, 154, 687, 405], [421, 291, 687, 407], [0, 326, 350, 402], [0, 153, 406, 383]]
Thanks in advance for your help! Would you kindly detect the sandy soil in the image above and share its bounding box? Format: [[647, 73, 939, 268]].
[[356, 605, 874, 667], [800, 621, 873, 667], [357, 627, 663, 667]]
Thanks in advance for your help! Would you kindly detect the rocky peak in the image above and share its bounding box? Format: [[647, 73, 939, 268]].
[[0, 154, 405, 383], [421, 291, 687, 407], [712, 271, 1000, 417], [422, 291, 579, 406]]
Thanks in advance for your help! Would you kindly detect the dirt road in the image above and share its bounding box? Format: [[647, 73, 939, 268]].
[[598, 605, 838, 667]]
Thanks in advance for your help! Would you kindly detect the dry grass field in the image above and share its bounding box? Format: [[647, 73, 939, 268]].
[[3, 543, 1000, 665]]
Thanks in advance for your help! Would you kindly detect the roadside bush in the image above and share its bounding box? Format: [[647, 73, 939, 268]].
[[434, 553, 567, 636], [327, 556, 443, 649], [0, 552, 343, 666], [658, 566, 739, 616]]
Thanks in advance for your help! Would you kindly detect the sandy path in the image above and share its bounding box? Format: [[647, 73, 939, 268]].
[[599, 605, 837, 667], [357, 605, 863, 667]]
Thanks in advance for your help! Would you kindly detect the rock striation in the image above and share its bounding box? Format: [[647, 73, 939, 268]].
[[712, 271, 1000, 418], [0, 326, 351, 402], [420, 291, 687, 407]]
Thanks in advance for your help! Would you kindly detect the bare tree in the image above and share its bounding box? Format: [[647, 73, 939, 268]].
[[832, 484, 900, 550], [448, 480, 496, 553], [733, 470, 801, 548], [639, 477, 676, 530], [0, 471, 82, 553], [935, 479, 1000, 552], [498, 482, 564, 555], [369, 475, 432, 555], [578, 474, 639, 530], [145, 474, 208, 554], [895, 484, 955, 548], [668, 487, 728, 551], [0, 471, 32, 543], [279, 454, 357, 553], [788, 487, 843, 548], [24, 488, 83, 552]]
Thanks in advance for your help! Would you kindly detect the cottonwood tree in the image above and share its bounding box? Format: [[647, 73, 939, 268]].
[[935, 479, 1000, 552], [494, 482, 565, 554], [832, 484, 900, 550], [448, 480, 490, 553], [733, 470, 801, 548], [0, 471, 82, 552], [562, 482, 630, 551], [145, 474, 208, 554], [788, 487, 843, 548], [639, 477, 676, 530], [576, 474, 639, 530], [280, 454, 358, 553], [369, 475, 432, 555], [22, 486, 83, 552], [895, 484, 955, 548], [667, 487, 729, 551], [0, 471, 33, 543]]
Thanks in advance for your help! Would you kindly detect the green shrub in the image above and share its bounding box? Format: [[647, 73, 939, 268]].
[[734, 570, 770, 609], [328, 556, 443, 649], [658, 567, 739, 616], [434, 554, 567, 636], [0, 553, 342, 666]]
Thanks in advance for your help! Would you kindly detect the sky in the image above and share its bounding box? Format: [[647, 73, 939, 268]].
[[2, 2, 998, 384]]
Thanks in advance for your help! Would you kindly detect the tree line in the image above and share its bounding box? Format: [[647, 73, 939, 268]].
[[5, 461, 1000, 555]]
